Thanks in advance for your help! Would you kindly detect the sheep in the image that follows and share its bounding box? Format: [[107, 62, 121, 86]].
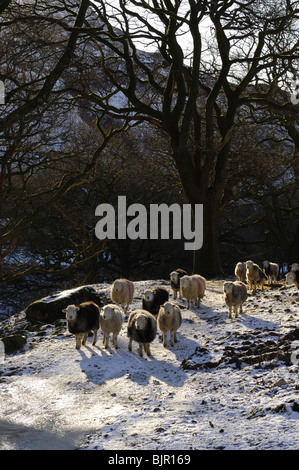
[[157, 301, 182, 347], [234, 262, 246, 283], [290, 263, 299, 272], [245, 260, 267, 293], [286, 269, 299, 289], [110, 278, 134, 313], [262, 261, 279, 284], [127, 309, 157, 357], [63, 301, 100, 349], [170, 268, 188, 299], [180, 274, 206, 309], [100, 304, 123, 349], [223, 281, 247, 319], [141, 287, 169, 316]]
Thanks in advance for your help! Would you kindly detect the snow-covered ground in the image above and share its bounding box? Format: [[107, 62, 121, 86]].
[[0, 279, 298, 451]]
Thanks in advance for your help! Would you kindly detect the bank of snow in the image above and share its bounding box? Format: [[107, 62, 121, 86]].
[[0, 280, 299, 450]]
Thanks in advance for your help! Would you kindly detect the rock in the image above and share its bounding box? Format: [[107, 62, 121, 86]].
[[1, 334, 27, 354], [25, 285, 106, 324], [274, 378, 287, 387], [292, 402, 299, 412]]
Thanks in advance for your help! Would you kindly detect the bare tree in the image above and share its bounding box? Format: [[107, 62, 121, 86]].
[[71, 0, 299, 276]]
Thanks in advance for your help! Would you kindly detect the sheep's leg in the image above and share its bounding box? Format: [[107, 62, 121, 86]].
[[81, 333, 88, 345], [138, 343, 143, 357], [92, 329, 98, 346], [228, 306, 232, 319], [174, 331, 178, 343], [75, 334, 82, 349], [113, 332, 119, 349], [234, 305, 239, 318], [145, 343, 151, 356], [173, 289, 177, 300], [104, 334, 109, 349], [162, 332, 167, 347], [170, 331, 175, 347], [128, 337, 133, 352]]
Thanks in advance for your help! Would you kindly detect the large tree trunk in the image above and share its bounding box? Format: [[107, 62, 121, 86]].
[[192, 192, 223, 277], [173, 149, 223, 278]]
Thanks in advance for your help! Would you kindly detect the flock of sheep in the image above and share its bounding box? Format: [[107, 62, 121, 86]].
[[63, 262, 299, 357]]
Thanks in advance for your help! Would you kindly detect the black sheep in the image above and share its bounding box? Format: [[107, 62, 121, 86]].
[[127, 309, 157, 357], [170, 268, 188, 299], [63, 301, 100, 349], [141, 287, 169, 316]]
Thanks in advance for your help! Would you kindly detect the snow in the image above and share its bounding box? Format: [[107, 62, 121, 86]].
[[0, 279, 299, 451]]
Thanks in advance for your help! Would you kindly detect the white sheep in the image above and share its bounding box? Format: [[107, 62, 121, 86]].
[[290, 263, 299, 272], [180, 274, 206, 309], [262, 261, 279, 284], [100, 304, 123, 349], [234, 262, 246, 283], [223, 281, 247, 319], [110, 278, 134, 313], [63, 301, 100, 349], [245, 260, 267, 292], [286, 269, 299, 289], [127, 309, 157, 357], [157, 301, 182, 347]]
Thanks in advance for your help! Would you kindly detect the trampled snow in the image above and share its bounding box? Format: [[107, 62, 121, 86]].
[[0, 279, 298, 451]]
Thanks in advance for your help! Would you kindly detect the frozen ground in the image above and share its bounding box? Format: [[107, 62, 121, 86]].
[[0, 279, 298, 450]]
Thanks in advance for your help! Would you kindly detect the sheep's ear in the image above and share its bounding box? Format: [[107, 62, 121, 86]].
[[62, 308, 67, 313]]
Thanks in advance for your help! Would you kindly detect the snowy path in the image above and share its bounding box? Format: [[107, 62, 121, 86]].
[[0, 280, 299, 450]]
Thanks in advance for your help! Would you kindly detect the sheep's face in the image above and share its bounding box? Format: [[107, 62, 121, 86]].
[[236, 262, 245, 270], [223, 282, 233, 294], [101, 305, 115, 320], [135, 315, 147, 330], [63, 305, 79, 321], [143, 290, 154, 302], [180, 276, 190, 290], [170, 272, 179, 283], [286, 272, 296, 285], [113, 280, 123, 292], [163, 302, 174, 316], [246, 261, 254, 269], [263, 261, 270, 270]]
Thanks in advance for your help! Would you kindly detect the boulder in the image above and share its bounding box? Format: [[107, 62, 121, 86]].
[[25, 285, 106, 324], [1, 334, 27, 354]]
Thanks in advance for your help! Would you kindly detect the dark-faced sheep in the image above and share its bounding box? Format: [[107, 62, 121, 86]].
[[141, 287, 169, 316], [127, 309, 157, 357], [63, 301, 100, 349], [100, 304, 123, 349], [286, 269, 299, 289], [180, 274, 206, 309], [170, 268, 188, 299], [157, 301, 182, 347], [234, 262, 246, 283], [111, 278, 134, 313], [245, 260, 267, 292], [223, 281, 247, 318], [262, 261, 279, 284]]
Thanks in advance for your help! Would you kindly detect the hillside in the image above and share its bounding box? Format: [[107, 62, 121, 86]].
[[0, 279, 299, 451]]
